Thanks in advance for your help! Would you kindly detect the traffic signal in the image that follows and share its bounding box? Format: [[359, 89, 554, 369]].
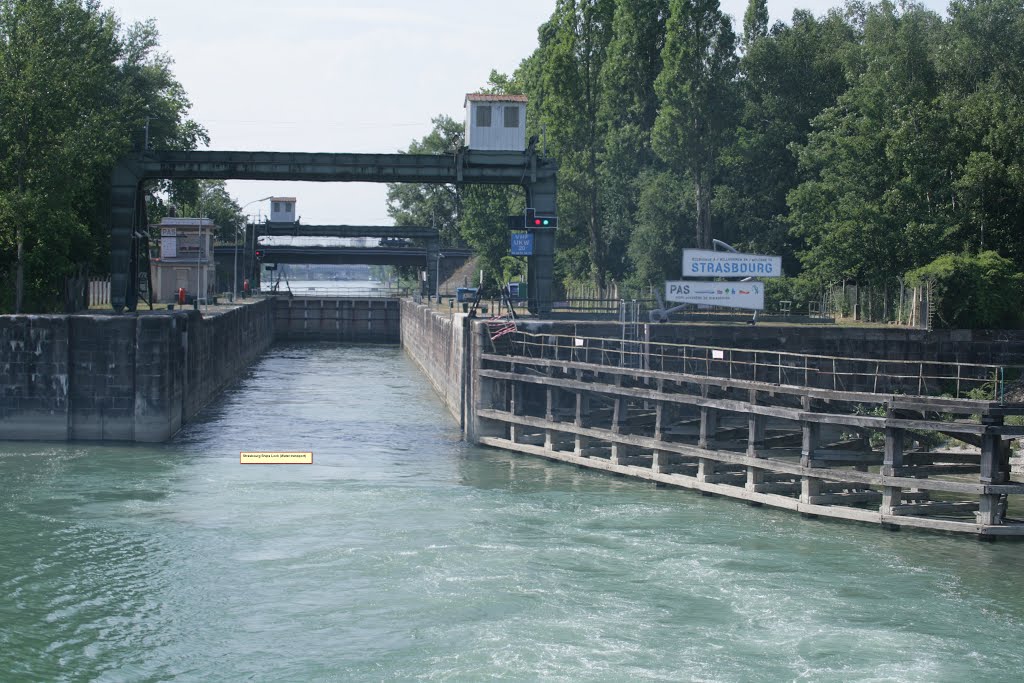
[[524, 208, 557, 228], [255, 249, 264, 261]]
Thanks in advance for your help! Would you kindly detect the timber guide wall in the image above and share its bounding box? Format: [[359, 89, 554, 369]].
[[471, 327, 1024, 538]]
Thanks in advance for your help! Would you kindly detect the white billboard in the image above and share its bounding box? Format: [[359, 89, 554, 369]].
[[666, 280, 765, 310], [683, 249, 782, 278]]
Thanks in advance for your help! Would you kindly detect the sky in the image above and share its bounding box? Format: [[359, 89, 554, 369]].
[[103, 0, 950, 226]]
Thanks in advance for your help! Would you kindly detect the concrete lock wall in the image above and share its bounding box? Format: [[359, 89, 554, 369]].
[[0, 300, 275, 442], [400, 300, 468, 424], [275, 298, 400, 343]]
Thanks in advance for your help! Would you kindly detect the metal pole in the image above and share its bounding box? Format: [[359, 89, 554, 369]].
[[232, 221, 239, 303], [195, 209, 201, 310]]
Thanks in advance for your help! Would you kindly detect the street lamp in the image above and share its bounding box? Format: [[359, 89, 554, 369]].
[[236, 196, 273, 301]]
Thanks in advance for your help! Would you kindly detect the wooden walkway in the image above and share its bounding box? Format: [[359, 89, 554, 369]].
[[473, 331, 1024, 538]]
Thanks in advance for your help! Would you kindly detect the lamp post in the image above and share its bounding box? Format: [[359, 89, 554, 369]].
[[236, 196, 272, 301]]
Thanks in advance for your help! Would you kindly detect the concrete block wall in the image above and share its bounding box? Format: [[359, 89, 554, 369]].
[[0, 299, 275, 442], [275, 298, 400, 343], [185, 300, 276, 421], [400, 300, 467, 424], [0, 316, 70, 440]]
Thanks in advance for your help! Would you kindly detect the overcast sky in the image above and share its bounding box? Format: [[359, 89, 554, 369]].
[[103, 0, 949, 225]]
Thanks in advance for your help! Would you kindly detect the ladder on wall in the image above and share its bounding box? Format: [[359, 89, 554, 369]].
[[619, 299, 641, 368]]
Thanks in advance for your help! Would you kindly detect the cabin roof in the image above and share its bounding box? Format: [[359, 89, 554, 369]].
[[464, 93, 527, 106]]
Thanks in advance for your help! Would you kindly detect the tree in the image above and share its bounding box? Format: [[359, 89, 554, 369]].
[[717, 9, 855, 270], [537, 0, 616, 288], [939, 0, 1024, 267], [653, 0, 738, 252], [385, 115, 462, 245], [905, 251, 1024, 329], [157, 180, 244, 242], [0, 0, 205, 312], [627, 170, 694, 285], [787, 1, 946, 286], [741, 0, 768, 51], [597, 0, 668, 282]]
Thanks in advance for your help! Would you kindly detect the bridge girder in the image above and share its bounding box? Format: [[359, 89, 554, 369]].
[[110, 149, 556, 314], [255, 246, 432, 267], [260, 223, 439, 239]]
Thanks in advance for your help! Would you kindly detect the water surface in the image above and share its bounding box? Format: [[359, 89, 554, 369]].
[[2, 343, 1022, 681]]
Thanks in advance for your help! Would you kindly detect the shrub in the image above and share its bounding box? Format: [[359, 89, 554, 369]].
[[905, 251, 1024, 329]]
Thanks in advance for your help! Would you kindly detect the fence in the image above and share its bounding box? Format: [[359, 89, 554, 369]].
[[501, 330, 1016, 401], [88, 278, 111, 307], [825, 281, 931, 328]]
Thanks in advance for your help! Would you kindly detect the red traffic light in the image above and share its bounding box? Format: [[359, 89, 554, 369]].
[[524, 208, 557, 228]]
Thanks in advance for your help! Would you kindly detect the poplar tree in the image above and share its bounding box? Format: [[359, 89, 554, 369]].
[[538, 0, 616, 288], [597, 0, 668, 281], [741, 0, 769, 50], [652, 0, 738, 251]]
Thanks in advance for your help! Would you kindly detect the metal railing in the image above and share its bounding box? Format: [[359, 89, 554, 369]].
[[499, 330, 1019, 401]]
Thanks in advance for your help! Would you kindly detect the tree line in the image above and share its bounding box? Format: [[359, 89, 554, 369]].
[[389, 0, 1024, 327], [0, 0, 219, 313]]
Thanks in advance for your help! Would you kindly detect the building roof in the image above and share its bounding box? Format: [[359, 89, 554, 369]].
[[464, 93, 528, 105]]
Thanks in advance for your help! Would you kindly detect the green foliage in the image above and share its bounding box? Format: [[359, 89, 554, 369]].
[[459, 185, 524, 289], [653, 0, 738, 251], [764, 276, 824, 314], [905, 251, 1024, 329], [626, 170, 693, 287], [386, 113, 525, 289], [536, 0, 617, 288], [597, 0, 668, 283], [741, 0, 768, 50], [0, 0, 205, 312], [151, 180, 244, 243], [385, 115, 463, 246], [719, 10, 855, 269]]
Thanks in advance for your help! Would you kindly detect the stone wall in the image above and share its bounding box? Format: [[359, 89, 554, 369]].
[[275, 297, 400, 343], [0, 299, 274, 442], [400, 300, 468, 424]]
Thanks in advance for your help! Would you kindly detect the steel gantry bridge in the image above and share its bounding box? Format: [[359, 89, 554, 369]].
[[257, 223, 440, 271], [109, 148, 558, 313]]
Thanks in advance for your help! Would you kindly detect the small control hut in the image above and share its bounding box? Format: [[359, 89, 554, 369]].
[[464, 94, 527, 151]]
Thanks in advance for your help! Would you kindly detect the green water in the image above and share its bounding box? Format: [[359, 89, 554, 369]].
[[2, 344, 1023, 682]]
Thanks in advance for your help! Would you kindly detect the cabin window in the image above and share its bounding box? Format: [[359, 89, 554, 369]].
[[273, 202, 281, 213], [504, 106, 519, 128], [476, 105, 492, 127]]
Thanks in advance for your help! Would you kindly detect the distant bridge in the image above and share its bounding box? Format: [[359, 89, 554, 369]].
[[109, 149, 558, 313], [256, 246, 473, 267]]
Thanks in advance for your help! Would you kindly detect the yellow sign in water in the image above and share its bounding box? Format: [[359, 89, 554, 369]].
[[240, 451, 313, 465]]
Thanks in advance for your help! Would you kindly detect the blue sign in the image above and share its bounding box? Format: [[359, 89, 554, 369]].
[[510, 232, 533, 256]]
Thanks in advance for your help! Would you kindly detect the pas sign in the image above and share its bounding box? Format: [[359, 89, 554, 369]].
[[666, 280, 765, 310], [683, 249, 782, 278]]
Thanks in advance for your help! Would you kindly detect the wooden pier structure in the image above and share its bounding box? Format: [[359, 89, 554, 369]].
[[472, 329, 1024, 538]]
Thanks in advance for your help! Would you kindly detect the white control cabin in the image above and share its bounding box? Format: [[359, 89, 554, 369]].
[[464, 94, 527, 151], [270, 197, 296, 223]]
